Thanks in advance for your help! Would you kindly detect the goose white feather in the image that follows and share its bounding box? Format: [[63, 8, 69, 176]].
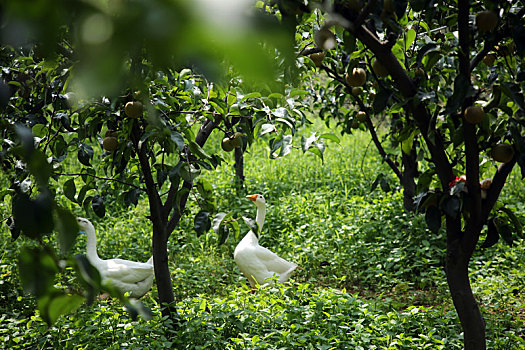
[[234, 194, 298, 288], [77, 217, 154, 298]]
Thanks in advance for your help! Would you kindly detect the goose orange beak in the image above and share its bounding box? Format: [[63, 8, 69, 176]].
[[246, 194, 258, 202]]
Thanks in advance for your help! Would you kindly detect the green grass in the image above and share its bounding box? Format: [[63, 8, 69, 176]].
[[1, 126, 524, 349]]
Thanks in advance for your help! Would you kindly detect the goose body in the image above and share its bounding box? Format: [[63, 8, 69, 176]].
[[234, 194, 298, 288], [77, 217, 154, 298]]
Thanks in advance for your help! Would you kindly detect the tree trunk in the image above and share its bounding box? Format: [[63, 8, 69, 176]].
[[400, 146, 418, 212], [234, 147, 244, 189], [446, 231, 486, 349], [151, 220, 175, 318]]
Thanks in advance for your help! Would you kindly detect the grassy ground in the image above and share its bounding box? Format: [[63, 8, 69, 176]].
[[1, 125, 524, 349]]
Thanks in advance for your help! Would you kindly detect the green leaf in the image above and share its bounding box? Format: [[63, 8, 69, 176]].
[[19, 246, 58, 297], [401, 129, 416, 155], [241, 92, 262, 102], [496, 219, 514, 247], [343, 31, 356, 53], [441, 196, 460, 219], [405, 29, 416, 51], [194, 211, 211, 236], [372, 88, 393, 114], [260, 123, 276, 136], [425, 206, 441, 233], [212, 212, 236, 245], [73, 254, 102, 304], [301, 132, 318, 152], [15, 124, 35, 156], [38, 292, 85, 325], [481, 219, 499, 248], [445, 74, 471, 114], [91, 195, 105, 218], [78, 143, 94, 167], [498, 207, 523, 239], [501, 82, 524, 111], [242, 216, 259, 235], [27, 150, 52, 186], [13, 192, 54, 239], [55, 207, 79, 254], [170, 131, 185, 151], [319, 133, 340, 143], [63, 179, 76, 202], [188, 140, 213, 162], [416, 44, 439, 66]]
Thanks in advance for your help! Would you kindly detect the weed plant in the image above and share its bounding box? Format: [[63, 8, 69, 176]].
[[0, 126, 523, 349]]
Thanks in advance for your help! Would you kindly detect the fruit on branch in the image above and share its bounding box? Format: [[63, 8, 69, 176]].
[[103, 136, 118, 152], [491, 143, 514, 163], [356, 111, 367, 122], [221, 137, 235, 152], [475, 11, 498, 32], [351, 87, 363, 96], [230, 132, 243, 148], [309, 52, 325, 67], [464, 106, 484, 124], [345, 67, 367, 87], [351, 120, 360, 129], [482, 53, 496, 66], [372, 59, 389, 78], [124, 101, 143, 119], [314, 27, 336, 50]]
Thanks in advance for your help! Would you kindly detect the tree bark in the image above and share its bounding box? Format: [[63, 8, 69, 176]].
[[446, 223, 486, 349], [400, 145, 417, 212], [234, 146, 245, 189]]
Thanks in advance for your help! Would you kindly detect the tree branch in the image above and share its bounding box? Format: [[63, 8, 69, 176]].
[[481, 159, 517, 221], [458, 0, 483, 254], [166, 117, 221, 236], [333, 6, 453, 188]]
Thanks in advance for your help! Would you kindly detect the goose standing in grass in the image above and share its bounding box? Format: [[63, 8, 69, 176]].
[[234, 194, 298, 288], [77, 217, 154, 298]]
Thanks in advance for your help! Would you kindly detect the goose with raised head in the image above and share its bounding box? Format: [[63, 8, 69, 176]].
[[234, 194, 298, 288], [77, 217, 154, 298]]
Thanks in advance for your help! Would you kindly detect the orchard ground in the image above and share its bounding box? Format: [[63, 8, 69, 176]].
[[1, 125, 524, 349]]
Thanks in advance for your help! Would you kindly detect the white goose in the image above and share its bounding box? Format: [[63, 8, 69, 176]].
[[234, 194, 298, 288], [76, 217, 154, 299]]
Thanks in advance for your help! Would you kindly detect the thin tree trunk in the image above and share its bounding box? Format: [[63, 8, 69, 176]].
[[446, 225, 486, 349], [234, 147, 244, 189], [151, 220, 175, 318], [400, 145, 417, 212]]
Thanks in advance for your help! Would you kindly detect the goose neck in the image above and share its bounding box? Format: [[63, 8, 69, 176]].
[[255, 204, 266, 234], [84, 225, 101, 262]]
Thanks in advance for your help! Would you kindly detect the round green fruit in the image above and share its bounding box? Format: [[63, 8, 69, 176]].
[[309, 52, 325, 67], [221, 137, 235, 152], [482, 53, 496, 66], [345, 67, 367, 87], [476, 11, 498, 32], [124, 101, 143, 119], [491, 144, 514, 163], [464, 106, 484, 124], [356, 111, 367, 122], [372, 59, 389, 77], [230, 132, 243, 148], [102, 136, 118, 152]]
